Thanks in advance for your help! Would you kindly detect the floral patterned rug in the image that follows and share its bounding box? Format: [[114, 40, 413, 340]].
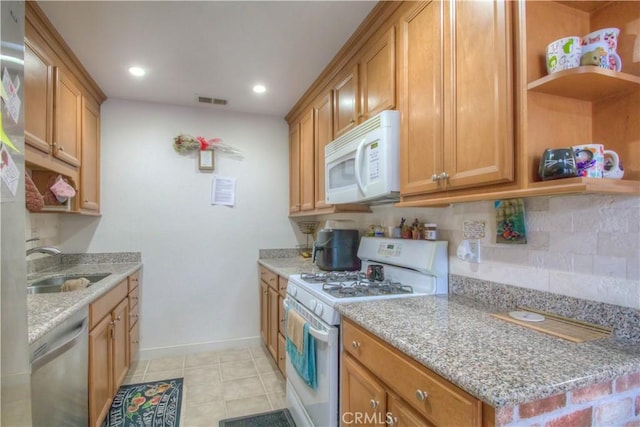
[[103, 378, 183, 427]]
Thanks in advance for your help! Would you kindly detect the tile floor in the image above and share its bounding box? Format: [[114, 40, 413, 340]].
[[123, 345, 287, 427]]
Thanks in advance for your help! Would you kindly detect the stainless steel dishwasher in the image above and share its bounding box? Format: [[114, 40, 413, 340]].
[[30, 307, 88, 426]]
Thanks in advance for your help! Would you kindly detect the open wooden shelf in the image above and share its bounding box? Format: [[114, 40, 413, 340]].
[[555, 1, 613, 13], [528, 67, 640, 101]]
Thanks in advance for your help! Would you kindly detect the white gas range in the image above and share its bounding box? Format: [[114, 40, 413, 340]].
[[285, 237, 449, 427]]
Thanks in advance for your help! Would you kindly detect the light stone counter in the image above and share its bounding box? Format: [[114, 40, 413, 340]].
[[337, 294, 640, 408], [27, 254, 142, 344], [257, 255, 318, 279]]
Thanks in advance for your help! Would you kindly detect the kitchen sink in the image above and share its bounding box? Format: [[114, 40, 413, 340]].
[[27, 273, 111, 294]]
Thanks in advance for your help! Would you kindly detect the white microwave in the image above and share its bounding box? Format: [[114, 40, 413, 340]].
[[325, 110, 400, 204]]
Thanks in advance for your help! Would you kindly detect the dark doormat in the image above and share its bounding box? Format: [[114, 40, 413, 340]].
[[219, 408, 296, 427], [103, 377, 183, 427]]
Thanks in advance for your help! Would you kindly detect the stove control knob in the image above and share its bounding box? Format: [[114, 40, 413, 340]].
[[310, 299, 317, 310], [314, 304, 323, 316], [289, 286, 297, 297]]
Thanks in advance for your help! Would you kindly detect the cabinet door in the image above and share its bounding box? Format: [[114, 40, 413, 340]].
[[399, 0, 445, 196], [277, 333, 286, 376], [268, 286, 279, 360], [300, 109, 315, 211], [80, 96, 100, 212], [341, 355, 387, 427], [260, 280, 269, 345], [89, 315, 112, 427], [278, 294, 286, 336], [129, 318, 140, 364], [289, 123, 301, 213], [387, 393, 434, 427], [24, 38, 54, 154], [314, 92, 333, 209], [360, 26, 396, 120], [443, 0, 514, 190], [112, 298, 130, 393], [333, 65, 359, 138], [53, 67, 82, 167]]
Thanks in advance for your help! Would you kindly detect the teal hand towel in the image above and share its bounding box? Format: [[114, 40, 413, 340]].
[[285, 309, 317, 389]]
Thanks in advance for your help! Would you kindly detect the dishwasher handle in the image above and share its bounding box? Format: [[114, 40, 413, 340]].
[[31, 317, 88, 372]]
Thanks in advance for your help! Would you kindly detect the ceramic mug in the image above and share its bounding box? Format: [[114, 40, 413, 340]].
[[573, 144, 605, 178], [538, 148, 578, 181], [603, 150, 624, 179], [580, 41, 622, 71], [546, 36, 581, 74], [582, 28, 620, 53]]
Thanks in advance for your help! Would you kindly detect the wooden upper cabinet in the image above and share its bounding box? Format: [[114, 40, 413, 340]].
[[400, 0, 514, 196], [360, 26, 396, 121], [314, 92, 333, 209], [289, 123, 301, 213], [24, 37, 54, 154], [53, 67, 82, 167], [80, 96, 101, 213], [443, 0, 514, 190], [400, 1, 445, 196], [333, 65, 359, 138], [300, 109, 315, 211]]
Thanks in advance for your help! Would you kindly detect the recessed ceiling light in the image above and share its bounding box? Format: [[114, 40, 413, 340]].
[[253, 84, 266, 94], [129, 66, 146, 77]]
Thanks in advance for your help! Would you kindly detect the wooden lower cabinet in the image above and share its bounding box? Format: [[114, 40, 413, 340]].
[[342, 318, 492, 427], [258, 265, 286, 377], [89, 269, 141, 427]]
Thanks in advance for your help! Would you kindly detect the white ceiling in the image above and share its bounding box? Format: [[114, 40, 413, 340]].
[[37, 1, 377, 118]]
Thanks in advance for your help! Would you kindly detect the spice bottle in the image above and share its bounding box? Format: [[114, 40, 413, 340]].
[[424, 224, 437, 240]]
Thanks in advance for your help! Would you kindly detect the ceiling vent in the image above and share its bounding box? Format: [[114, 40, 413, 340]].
[[197, 95, 228, 106]]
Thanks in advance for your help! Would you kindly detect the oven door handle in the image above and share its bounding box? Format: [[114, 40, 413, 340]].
[[283, 300, 336, 345]]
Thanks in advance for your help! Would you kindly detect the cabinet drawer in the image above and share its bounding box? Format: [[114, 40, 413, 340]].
[[343, 319, 481, 427], [129, 302, 139, 329], [90, 280, 127, 330], [128, 270, 140, 292], [259, 266, 278, 289], [128, 286, 140, 310], [278, 276, 288, 297]]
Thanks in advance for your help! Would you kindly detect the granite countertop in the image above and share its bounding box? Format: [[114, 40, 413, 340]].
[[27, 254, 142, 344], [337, 294, 640, 408], [257, 256, 318, 279]]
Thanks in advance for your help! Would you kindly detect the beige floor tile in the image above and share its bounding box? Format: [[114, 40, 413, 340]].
[[254, 356, 279, 374], [122, 375, 145, 385], [220, 360, 258, 380], [127, 359, 149, 377], [185, 351, 219, 368], [260, 372, 285, 393], [184, 366, 221, 386], [249, 345, 270, 359], [267, 390, 287, 410], [218, 348, 252, 363], [184, 382, 224, 404], [147, 356, 185, 373], [225, 395, 271, 418], [144, 369, 184, 383], [222, 376, 265, 400], [182, 400, 226, 427]]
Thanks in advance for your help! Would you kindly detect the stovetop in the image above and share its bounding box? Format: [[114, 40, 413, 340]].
[[298, 272, 414, 299]]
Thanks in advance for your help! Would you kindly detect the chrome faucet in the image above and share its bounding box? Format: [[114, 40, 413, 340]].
[[26, 238, 61, 257]]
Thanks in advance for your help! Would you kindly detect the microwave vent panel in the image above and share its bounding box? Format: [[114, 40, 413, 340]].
[[197, 95, 228, 106], [326, 114, 382, 157]]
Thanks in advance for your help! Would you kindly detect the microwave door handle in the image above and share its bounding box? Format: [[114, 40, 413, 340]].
[[354, 138, 367, 195]]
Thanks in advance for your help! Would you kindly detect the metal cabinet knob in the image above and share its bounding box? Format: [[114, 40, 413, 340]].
[[351, 341, 360, 349], [439, 172, 449, 180], [350, 119, 355, 124], [416, 389, 428, 401], [370, 399, 378, 409], [58, 146, 65, 152], [431, 174, 440, 182], [388, 415, 398, 426]]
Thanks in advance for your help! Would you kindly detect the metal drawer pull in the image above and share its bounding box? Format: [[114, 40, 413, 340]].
[[388, 415, 398, 426], [351, 341, 360, 349], [416, 389, 428, 401], [369, 399, 378, 409]]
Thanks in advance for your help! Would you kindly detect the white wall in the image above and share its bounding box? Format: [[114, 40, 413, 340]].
[[318, 194, 640, 309], [58, 99, 298, 357]]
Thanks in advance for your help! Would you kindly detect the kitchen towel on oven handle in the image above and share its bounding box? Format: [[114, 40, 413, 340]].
[[285, 307, 317, 389]]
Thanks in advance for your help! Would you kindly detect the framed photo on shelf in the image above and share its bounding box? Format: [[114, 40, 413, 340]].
[[198, 150, 214, 171]]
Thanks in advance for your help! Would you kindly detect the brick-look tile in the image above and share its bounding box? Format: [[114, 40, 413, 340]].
[[545, 407, 592, 427], [616, 372, 640, 393], [519, 394, 566, 419], [571, 381, 612, 403], [495, 406, 514, 425], [595, 398, 633, 426]]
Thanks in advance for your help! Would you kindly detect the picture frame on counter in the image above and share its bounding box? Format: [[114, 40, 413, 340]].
[[198, 150, 214, 171]]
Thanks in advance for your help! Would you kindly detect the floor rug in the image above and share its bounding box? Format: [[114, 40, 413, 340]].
[[219, 409, 296, 427], [103, 377, 184, 427]]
